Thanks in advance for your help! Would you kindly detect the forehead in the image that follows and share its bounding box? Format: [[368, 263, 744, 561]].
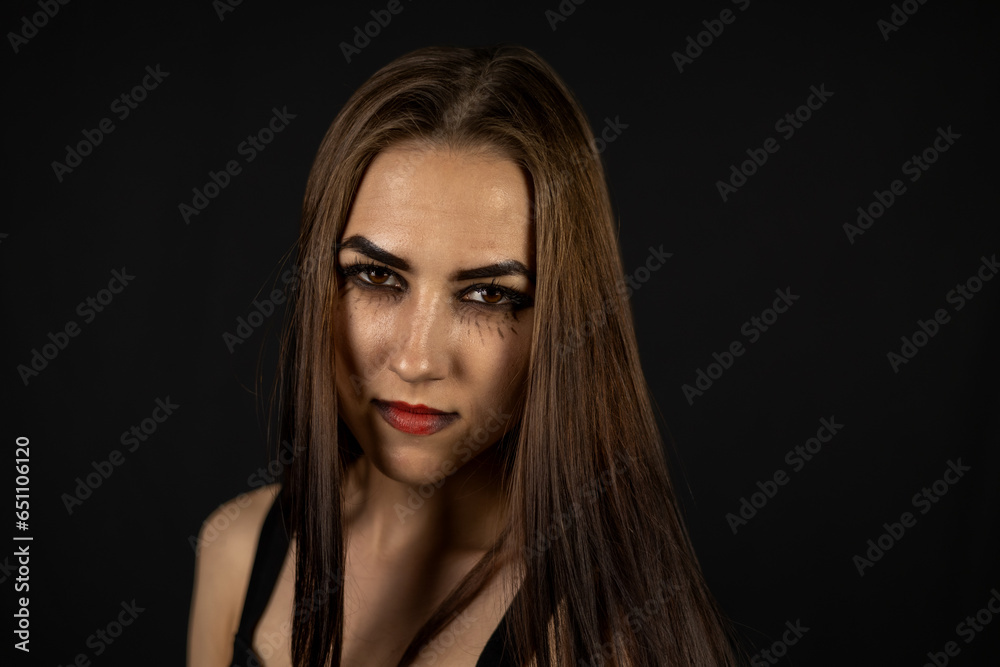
[[343, 144, 534, 263]]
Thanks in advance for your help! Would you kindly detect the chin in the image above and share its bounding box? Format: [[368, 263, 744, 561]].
[[367, 438, 465, 488], [341, 408, 510, 488]]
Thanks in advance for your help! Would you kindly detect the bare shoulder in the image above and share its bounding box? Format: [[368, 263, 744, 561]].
[[187, 484, 281, 667], [196, 483, 281, 566]]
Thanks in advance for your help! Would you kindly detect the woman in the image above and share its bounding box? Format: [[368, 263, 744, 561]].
[[188, 44, 740, 667]]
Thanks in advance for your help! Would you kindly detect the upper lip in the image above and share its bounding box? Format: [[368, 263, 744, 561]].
[[375, 399, 455, 415]]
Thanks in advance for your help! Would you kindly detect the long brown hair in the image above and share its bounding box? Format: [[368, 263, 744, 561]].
[[276, 44, 739, 666]]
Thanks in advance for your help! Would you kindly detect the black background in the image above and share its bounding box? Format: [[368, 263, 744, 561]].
[[3, 0, 999, 665]]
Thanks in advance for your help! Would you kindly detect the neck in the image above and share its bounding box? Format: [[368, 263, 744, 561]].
[[342, 434, 512, 560]]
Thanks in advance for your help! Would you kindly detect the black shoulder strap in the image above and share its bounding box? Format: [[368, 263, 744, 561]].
[[476, 584, 524, 667], [234, 494, 291, 644]]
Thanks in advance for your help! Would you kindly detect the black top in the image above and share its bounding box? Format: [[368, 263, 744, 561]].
[[229, 496, 519, 667]]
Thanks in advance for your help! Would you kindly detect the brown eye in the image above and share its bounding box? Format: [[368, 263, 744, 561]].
[[464, 284, 517, 307], [480, 286, 505, 304], [338, 262, 402, 289], [367, 266, 392, 285]]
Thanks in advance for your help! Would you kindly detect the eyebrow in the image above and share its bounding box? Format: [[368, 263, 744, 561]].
[[336, 235, 535, 283]]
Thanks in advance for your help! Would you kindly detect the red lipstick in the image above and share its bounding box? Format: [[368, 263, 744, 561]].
[[373, 400, 458, 436]]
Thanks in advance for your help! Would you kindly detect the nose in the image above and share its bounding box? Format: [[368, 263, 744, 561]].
[[386, 288, 452, 383]]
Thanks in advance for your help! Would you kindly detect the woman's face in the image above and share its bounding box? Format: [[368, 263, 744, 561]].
[[334, 143, 535, 487]]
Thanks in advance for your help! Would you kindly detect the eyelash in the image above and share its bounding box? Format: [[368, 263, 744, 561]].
[[337, 260, 534, 311]]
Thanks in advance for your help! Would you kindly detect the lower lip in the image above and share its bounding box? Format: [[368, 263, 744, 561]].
[[374, 402, 459, 436]]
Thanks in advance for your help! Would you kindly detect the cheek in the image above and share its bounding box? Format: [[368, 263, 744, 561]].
[[467, 311, 533, 404], [457, 308, 529, 345], [334, 296, 398, 399]]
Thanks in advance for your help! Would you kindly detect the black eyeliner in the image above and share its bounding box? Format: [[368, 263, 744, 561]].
[[338, 260, 533, 310]]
